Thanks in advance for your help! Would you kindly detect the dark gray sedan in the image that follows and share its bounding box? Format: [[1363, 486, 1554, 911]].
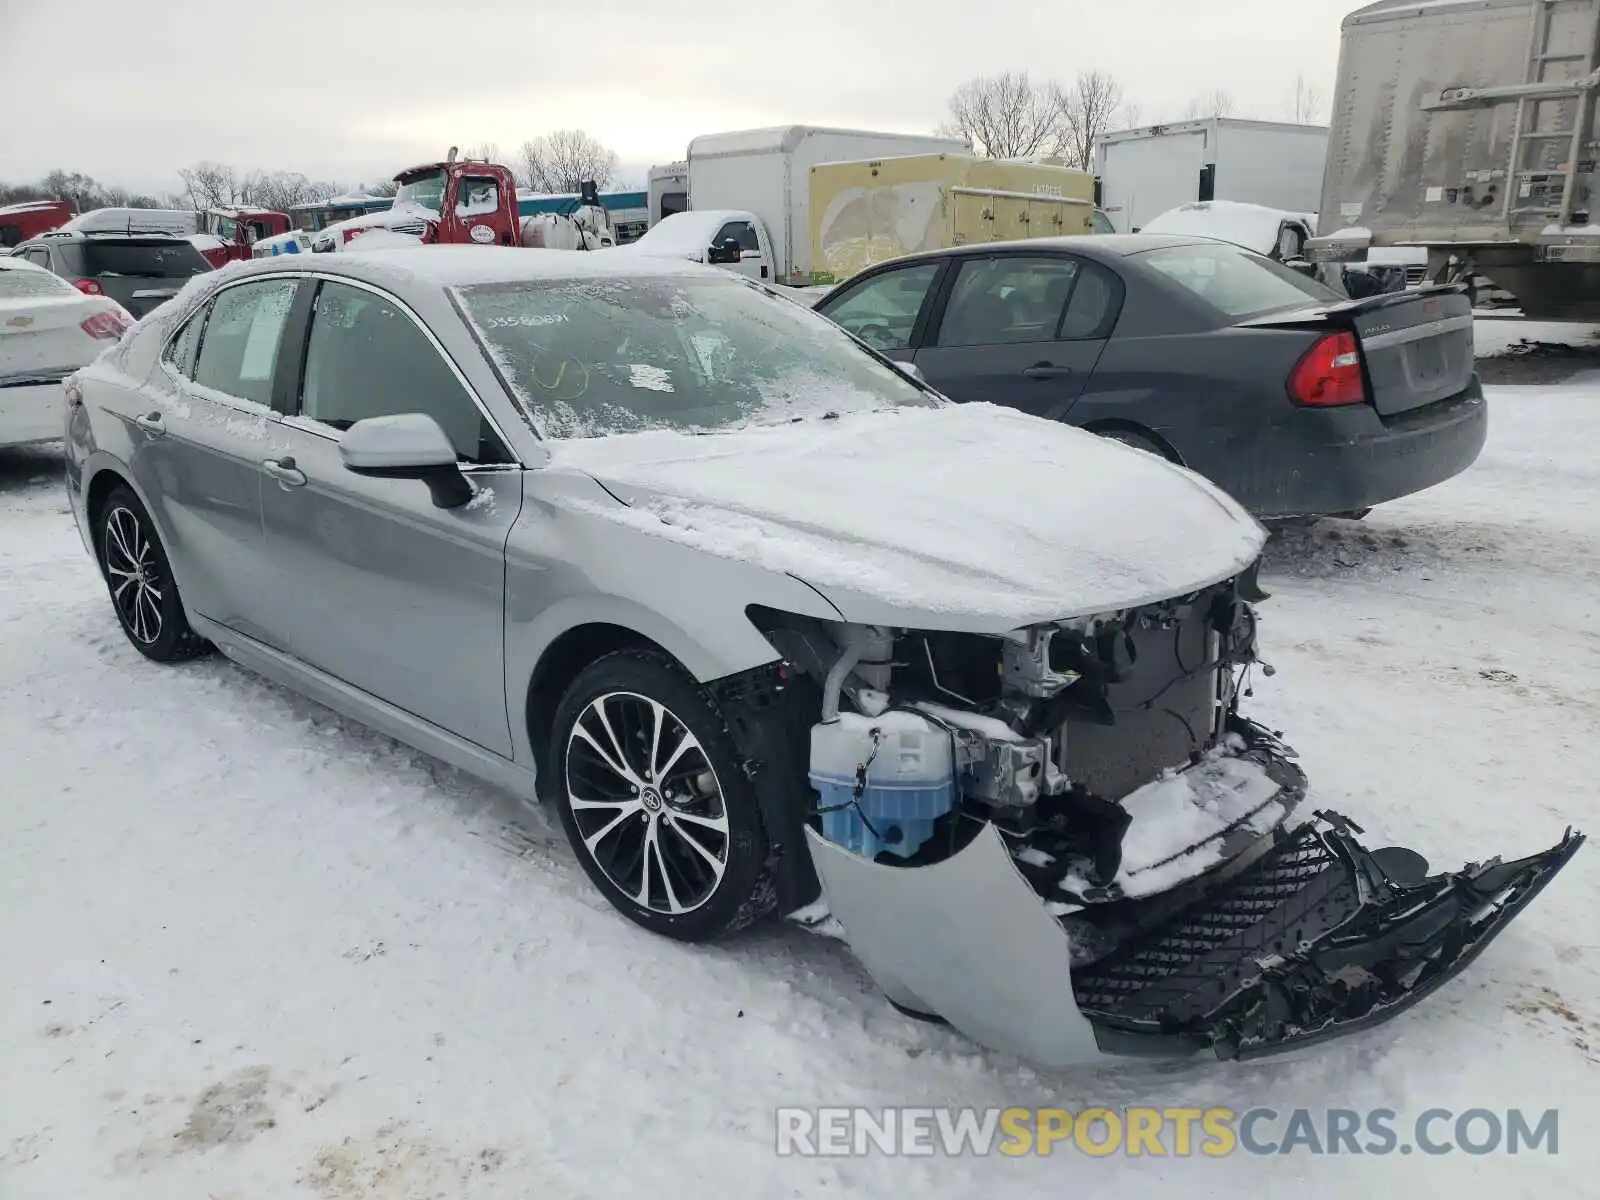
[[810, 234, 1487, 520]]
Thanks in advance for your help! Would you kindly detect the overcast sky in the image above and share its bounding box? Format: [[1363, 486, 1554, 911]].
[[1, 0, 1358, 195]]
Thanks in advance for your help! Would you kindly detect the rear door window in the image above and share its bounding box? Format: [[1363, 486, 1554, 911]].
[[936, 256, 1083, 347], [81, 240, 211, 279], [1137, 242, 1342, 319], [192, 279, 299, 406], [815, 262, 942, 352]]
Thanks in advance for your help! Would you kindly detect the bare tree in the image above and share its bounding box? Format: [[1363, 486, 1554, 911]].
[[463, 142, 502, 164], [517, 130, 619, 193], [1118, 100, 1144, 130], [1289, 73, 1325, 124], [240, 170, 337, 213], [937, 71, 1069, 159], [1059, 70, 1126, 171], [177, 162, 241, 211], [1184, 89, 1237, 120]]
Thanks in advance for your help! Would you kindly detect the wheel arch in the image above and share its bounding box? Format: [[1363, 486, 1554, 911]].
[[84, 462, 132, 537], [523, 622, 679, 794], [1080, 419, 1186, 465]]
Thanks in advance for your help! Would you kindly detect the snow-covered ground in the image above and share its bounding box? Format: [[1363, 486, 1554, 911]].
[[2, 353, 1596, 1197]]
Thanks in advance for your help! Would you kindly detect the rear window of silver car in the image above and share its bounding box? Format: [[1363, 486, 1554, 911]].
[[454, 274, 937, 438], [0, 266, 74, 298], [1136, 242, 1342, 319]]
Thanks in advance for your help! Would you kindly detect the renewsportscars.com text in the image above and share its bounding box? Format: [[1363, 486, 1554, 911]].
[[775, 1106, 1560, 1158]]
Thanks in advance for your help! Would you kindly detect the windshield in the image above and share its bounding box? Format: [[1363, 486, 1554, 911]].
[[1136, 242, 1342, 318], [455, 273, 939, 438], [394, 171, 446, 215], [0, 267, 74, 298]]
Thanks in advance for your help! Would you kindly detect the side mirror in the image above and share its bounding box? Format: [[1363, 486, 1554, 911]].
[[339, 413, 474, 509], [707, 237, 743, 265]]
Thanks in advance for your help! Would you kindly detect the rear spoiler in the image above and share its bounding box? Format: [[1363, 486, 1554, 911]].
[[1235, 282, 1470, 328]]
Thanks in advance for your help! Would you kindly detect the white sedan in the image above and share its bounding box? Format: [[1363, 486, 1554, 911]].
[[1, 256, 131, 448]]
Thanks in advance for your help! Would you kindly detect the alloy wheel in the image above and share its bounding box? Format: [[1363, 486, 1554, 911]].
[[564, 690, 731, 915], [103, 505, 165, 646]]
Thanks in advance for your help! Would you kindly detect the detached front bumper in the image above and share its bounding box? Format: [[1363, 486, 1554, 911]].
[[806, 785, 1583, 1067], [1075, 817, 1584, 1061]]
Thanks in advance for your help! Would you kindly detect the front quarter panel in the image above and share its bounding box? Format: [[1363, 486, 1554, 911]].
[[503, 468, 845, 765]]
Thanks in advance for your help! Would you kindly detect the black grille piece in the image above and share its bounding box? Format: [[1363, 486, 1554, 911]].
[[1071, 825, 1359, 1029]]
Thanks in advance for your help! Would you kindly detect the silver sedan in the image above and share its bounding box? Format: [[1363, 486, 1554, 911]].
[[64, 246, 1580, 1068]]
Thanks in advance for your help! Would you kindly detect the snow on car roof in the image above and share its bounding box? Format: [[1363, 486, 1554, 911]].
[[231, 245, 720, 288], [0, 255, 55, 273]]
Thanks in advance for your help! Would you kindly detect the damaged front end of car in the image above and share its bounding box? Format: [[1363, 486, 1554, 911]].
[[731, 561, 1584, 1067]]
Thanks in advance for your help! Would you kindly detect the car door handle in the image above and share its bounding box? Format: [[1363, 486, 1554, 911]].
[[262, 457, 307, 487], [1023, 363, 1074, 380], [134, 411, 166, 436]]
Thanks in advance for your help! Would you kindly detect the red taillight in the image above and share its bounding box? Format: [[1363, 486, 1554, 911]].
[[1288, 331, 1365, 407], [73, 278, 103, 295], [81, 310, 130, 340]]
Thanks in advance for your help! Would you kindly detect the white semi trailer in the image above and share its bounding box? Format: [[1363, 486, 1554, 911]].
[[1305, 0, 1600, 318]]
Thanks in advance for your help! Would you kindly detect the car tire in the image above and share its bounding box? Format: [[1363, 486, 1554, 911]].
[[550, 649, 774, 942], [97, 485, 210, 663]]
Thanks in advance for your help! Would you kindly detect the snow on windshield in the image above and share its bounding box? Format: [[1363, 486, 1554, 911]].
[[454, 274, 937, 438], [394, 171, 446, 216]]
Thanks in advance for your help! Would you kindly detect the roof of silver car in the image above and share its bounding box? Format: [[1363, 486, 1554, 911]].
[[230, 245, 717, 288]]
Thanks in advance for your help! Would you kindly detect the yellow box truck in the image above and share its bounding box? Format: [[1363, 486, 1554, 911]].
[[810, 154, 1097, 283]]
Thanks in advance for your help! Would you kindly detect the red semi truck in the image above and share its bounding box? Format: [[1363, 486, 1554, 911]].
[[312, 149, 612, 252]]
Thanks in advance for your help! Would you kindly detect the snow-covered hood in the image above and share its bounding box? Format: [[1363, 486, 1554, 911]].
[[313, 202, 432, 246], [1142, 201, 1307, 257], [552, 402, 1267, 631], [610, 211, 749, 262]]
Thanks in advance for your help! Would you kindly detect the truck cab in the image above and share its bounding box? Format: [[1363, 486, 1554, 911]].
[[312, 157, 529, 250], [198, 206, 291, 267], [619, 209, 776, 281]]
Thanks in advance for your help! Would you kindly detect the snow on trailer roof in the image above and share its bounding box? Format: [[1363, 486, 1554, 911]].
[[687, 125, 969, 158], [1099, 117, 1329, 143], [0, 200, 71, 216], [1348, 0, 1524, 21]]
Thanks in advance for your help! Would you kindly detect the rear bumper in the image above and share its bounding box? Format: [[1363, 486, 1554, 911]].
[[1193, 380, 1488, 519], [0, 377, 68, 447]]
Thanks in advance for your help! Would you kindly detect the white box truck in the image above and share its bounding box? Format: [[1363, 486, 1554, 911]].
[[1095, 118, 1329, 234], [685, 125, 972, 284]]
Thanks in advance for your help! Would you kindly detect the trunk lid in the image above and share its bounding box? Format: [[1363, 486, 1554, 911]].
[[1242, 286, 1477, 416], [0, 294, 103, 378]]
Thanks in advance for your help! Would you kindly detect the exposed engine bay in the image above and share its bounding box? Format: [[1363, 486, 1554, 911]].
[[731, 560, 1583, 1066], [759, 562, 1274, 889]]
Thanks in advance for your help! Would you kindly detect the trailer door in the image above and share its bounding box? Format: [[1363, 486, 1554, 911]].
[[1100, 132, 1208, 232]]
